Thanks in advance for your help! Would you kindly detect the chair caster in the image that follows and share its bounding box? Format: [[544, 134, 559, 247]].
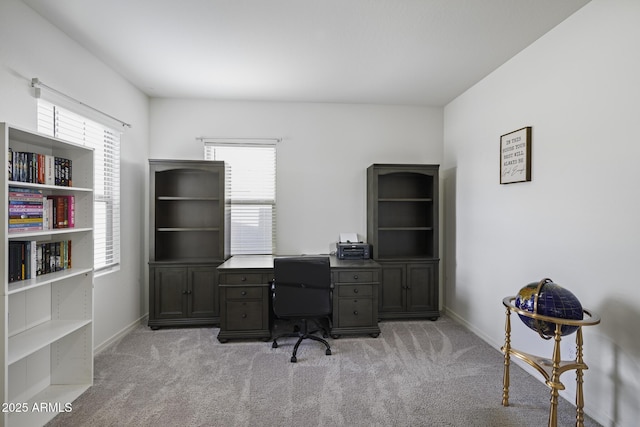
[[290, 356, 297, 363], [272, 341, 278, 349], [325, 349, 331, 356]]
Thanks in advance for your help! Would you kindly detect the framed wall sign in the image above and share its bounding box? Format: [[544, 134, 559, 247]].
[[500, 126, 531, 184]]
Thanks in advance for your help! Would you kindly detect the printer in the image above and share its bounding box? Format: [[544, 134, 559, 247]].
[[336, 233, 370, 260]]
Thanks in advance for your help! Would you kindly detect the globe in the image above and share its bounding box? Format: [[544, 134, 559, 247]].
[[514, 278, 583, 339]]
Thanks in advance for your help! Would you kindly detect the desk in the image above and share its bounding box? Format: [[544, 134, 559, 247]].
[[216, 255, 381, 342]]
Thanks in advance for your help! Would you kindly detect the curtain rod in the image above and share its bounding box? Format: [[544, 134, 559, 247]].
[[197, 137, 282, 145], [31, 78, 132, 129]]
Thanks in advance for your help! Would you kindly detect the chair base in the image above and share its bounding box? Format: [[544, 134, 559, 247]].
[[272, 318, 332, 363]]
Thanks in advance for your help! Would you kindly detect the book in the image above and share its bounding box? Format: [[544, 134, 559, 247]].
[[45, 154, 55, 185], [8, 152, 72, 186], [7, 187, 44, 233], [7, 240, 74, 281]]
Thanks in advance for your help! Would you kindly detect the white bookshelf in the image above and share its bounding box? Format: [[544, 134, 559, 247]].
[[1, 123, 94, 427]]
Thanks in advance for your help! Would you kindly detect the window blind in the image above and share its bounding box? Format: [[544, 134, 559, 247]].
[[37, 100, 121, 272], [204, 143, 276, 255]]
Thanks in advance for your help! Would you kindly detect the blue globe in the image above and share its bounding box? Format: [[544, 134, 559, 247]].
[[515, 278, 583, 339]]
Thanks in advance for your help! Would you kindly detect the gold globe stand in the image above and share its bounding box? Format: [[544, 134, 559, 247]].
[[501, 296, 600, 427]]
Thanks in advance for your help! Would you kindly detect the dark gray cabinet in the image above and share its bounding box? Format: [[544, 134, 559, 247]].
[[148, 160, 228, 329], [331, 264, 381, 338], [367, 164, 440, 320], [217, 270, 272, 342], [150, 264, 218, 323]]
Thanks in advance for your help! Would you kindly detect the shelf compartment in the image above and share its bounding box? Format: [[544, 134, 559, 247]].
[[8, 326, 92, 406], [378, 172, 434, 199], [377, 229, 435, 259], [377, 200, 434, 228], [7, 127, 95, 189], [155, 168, 221, 198], [8, 319, 92, 365], [155, 229, 221, 260], [155, 198, 221, 228]]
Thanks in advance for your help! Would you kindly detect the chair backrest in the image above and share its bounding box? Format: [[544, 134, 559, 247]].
[[272, 256, 332, 318]]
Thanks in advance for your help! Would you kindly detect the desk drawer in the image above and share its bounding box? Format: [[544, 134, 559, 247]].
[[220, 273, 264, 285], [224, 286, 263, 300], [338, 284, 374, 297], [336, 270, 375, 283], [225, 301, 264, 330], [336, 299, 374, 327]]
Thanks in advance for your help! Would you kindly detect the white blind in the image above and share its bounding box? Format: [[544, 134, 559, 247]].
[[204, 143, 276, 255], [37, 100, 121, 272]]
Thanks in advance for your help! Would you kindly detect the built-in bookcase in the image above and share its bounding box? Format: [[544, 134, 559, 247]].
[[367, 164, 440, 320], [148, 160, 228, 329], [1, 123, 94, 427]]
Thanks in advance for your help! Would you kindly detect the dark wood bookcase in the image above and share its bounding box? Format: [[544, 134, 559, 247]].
[[148, 160, 229, 329], [367, 164, 439, 320]]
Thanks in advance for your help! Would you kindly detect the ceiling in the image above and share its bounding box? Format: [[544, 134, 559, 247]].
[[22, 0, 590, 106]]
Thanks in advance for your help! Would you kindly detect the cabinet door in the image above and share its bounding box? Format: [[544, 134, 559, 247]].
[[379, 263, 406, 313], [406, 263, 438, 312], [154, 267, 187, 319], [188, 266, 217, 318]]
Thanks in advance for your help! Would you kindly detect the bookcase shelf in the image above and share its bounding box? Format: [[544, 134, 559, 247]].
[[8, 320, 92, 365], [1, 123, 94, 427]]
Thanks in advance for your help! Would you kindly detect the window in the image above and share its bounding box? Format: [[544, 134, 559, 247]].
[[204, 143, 276, 255], [37, 100, 121, 272]]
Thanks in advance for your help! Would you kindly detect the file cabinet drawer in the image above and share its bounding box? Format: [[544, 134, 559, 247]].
[[225, 286, 263, 300], [220, 273, 264, 285], [337, 299, 374, 328], [337, 270, 375, 283], [338, 284, 374, 298], [225, 301, 264, 330]]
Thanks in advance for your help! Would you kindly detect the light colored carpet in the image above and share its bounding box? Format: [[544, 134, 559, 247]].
[[46, 316, 601, 427]]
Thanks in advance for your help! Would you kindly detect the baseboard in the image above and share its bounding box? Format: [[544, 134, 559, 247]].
[[94, 315, 148, 355], [443, 307, 504, 350]]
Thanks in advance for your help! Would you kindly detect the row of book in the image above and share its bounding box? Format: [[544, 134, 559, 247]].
[[8, 149, 73, 186], [8, 187, 75, 233], [8, 240, 72, 283]]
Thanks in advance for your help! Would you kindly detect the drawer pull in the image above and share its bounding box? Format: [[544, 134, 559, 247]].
[[241, 291, 247, 296], [241, 276, 247, 282], [353, 275, 359, 280], [353, 288, 359, 294], [242, 313, 247, 318], [353, 311, 358, 316]]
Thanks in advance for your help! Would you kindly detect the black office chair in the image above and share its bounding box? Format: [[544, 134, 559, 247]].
[[271, 256, 333, 363]]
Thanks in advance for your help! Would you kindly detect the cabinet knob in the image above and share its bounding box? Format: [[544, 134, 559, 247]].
[[353, 311, 358, 316], [241, 291, 247, 296], [241, 276, 247, 282], [353, 275, 359, 280], [353, 288, 359, 294], [242, 313, 247, 318]]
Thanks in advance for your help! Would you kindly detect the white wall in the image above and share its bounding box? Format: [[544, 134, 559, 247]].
[[150, 99, 443, 255], [0, 0, 149, 349], [443, 0, 640, 425]]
